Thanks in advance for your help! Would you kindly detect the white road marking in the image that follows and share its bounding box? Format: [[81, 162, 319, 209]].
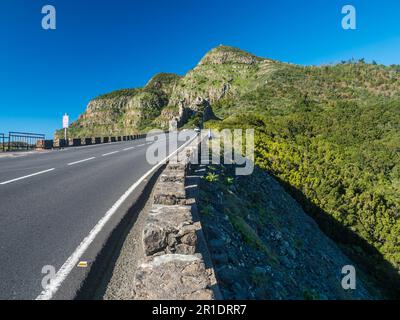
[[35, 134, 198, 300], [0, 168, 56, 185], [102, 151, 119, 157], [67, 157, 96, 166], [137, 144, 145, 147], [123, 147, 135, 151]]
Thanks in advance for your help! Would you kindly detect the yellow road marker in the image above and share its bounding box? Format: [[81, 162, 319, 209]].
[[77, 261, 88, 268]]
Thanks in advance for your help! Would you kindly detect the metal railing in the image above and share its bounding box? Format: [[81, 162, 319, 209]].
[[3, 132, 45, 152], [1, 131, 150, 151]]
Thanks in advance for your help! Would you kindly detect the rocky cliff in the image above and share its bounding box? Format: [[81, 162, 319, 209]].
[[57, 74, 179, 138], [56, 45, 278, 138]]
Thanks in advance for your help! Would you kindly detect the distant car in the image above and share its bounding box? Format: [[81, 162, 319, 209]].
[[194, 128, 201, 133]]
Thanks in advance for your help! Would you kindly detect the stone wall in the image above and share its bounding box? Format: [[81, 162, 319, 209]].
[[133, 138, 219, 300]]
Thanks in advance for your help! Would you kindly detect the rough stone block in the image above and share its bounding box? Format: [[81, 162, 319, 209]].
[[167, 162, 187, 171], [153, 181, 186, 205], [160, 169, 185, 183], [134, 254, 214, 300], [143, 205, 197, 256]]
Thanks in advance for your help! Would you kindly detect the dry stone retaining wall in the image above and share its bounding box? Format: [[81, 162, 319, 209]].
[[134, 137, 218, 300]]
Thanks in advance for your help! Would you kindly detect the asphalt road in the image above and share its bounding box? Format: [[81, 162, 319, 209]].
[[0, 131, 195, 299]]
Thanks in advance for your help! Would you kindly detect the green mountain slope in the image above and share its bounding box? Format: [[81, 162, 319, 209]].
[[202, 47, 400, 297]]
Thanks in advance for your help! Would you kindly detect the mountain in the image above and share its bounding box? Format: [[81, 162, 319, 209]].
[[56, 45, 274, 137], [58, 45, 400, 297]]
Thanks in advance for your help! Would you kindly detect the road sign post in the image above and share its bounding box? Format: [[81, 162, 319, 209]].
[[63, 113, 69, 141]]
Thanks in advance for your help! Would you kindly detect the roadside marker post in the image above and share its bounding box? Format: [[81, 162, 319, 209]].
[[63, 113, 69, 141]]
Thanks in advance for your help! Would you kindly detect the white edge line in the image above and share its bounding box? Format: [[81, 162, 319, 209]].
[[0, 168, 56, 185], [122, 147, 135, 151], [102, 151, 119, 156], [67, 157, 96, 166], [35, 134, 198, 300]]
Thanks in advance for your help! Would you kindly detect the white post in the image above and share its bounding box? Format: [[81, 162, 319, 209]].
[[63, 113, 69, 142]]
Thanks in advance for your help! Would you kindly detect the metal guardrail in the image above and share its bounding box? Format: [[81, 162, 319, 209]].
[[2, 132, 45, 152], [1, 131, 150, 152]]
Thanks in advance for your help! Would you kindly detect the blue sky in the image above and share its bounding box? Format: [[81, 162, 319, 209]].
[[1, 0, 399, 138]]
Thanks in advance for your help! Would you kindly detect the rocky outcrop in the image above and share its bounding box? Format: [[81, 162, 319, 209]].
[[58, 74, 180, 138], [78, 97, 129, 129], [191, 97, 217, 122], [144, 73, 181, 96], [166, 45, 276, 109], [198, 45, 264, 66]]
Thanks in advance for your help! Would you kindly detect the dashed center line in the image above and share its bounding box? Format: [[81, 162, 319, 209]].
[[102, 151, 119, 157], [67, 157, 96, 166], [0, 139, 171, 186], [0, 168, 55, 185]]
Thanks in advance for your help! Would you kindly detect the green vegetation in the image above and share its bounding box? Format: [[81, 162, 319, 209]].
[[228, 213, 270, 254], [94, 88, 140, 100], [303, 288, 320, 300], [181, 113, 203, 129], [205, 57, 400, 298], [205, 172, 219, 183], [145, 72, 181, 91], [199, 45, 265, 65]]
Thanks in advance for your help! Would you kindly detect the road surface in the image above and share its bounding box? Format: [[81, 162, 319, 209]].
[[0, 131, 195, 299]]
